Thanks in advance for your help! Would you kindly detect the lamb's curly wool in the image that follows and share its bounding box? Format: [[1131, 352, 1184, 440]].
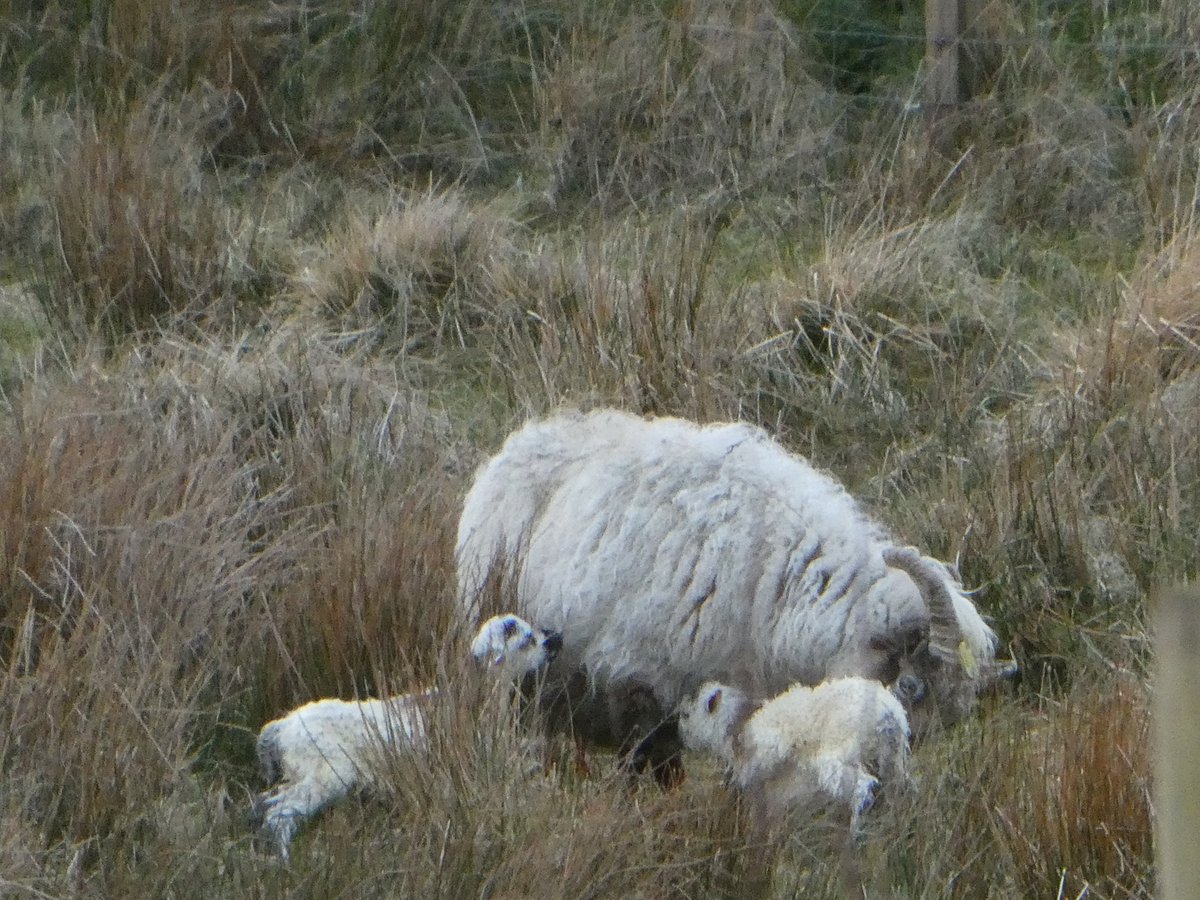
[[679, 678, 911, 829], [254, 614, 561, 858], [455, 409, 1013, 761]]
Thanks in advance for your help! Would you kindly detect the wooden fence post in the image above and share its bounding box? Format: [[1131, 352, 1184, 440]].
[[1155, 586, 1200, 900], [925, 0, 959, 149]]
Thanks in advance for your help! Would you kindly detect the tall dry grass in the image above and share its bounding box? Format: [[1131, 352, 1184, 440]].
[[533, 0, 838, 208], [291, 186, 524, 353], [863, 675, 1152, 899], [42, 98, 281, 340], [0, 329, 458, 884]]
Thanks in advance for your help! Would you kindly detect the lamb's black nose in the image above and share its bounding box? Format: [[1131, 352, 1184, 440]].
[[544, 631, 563, 660]]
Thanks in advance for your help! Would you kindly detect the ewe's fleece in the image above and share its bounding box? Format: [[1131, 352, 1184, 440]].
[[456, 409, 1006, 725], [254, 614, 559, 858], [679, 677, 911, 827]]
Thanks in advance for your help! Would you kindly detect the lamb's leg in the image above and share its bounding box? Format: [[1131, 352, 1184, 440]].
[[796, 755, 874, 897], [873, 713, 912, 792], [841, 766, 879, 900], [257, 777, 334, 861], [838, 839, 867, 900], [848, 771, 880, 832], [741, 788, 778, 898]]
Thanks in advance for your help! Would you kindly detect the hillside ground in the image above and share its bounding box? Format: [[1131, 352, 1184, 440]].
[[1, 1, 1191, 896]]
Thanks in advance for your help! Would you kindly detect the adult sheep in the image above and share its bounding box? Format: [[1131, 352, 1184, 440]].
[[455, 409, 1015, 774]]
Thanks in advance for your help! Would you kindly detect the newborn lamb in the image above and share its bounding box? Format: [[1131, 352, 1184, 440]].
[[678, 677, 911, 832], [254, 614, 562, 858]]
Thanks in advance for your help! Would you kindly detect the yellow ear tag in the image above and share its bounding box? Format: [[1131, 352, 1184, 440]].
[[958, 640, 979, 679]]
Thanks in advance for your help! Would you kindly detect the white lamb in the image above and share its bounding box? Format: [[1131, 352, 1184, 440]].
[[253, 614, 562, 859], [678, 677, 911, 832], [456, 409, 1015, 778]]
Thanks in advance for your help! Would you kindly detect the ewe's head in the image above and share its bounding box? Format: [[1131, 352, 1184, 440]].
[[677, 681, 754, 762], [883, 547, 1017, 736], [471, 614, 563, 681], [890, 672, 927, 709]]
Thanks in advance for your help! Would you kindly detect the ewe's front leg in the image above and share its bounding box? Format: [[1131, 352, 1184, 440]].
[[608, 681, 685, 788]]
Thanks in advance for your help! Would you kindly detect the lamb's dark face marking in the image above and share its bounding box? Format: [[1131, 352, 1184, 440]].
[[706, 688, 723, 715], [471, 614, 562, 679]]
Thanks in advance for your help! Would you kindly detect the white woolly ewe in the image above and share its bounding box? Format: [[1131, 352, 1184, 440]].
[[455, 409, 1014, 759], [678, 678, 911, 830], [254, 614, 561, 859]]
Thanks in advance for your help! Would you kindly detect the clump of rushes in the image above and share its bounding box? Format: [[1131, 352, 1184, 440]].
[[294, 187, 522, 353], [47, 104, 232, 339]]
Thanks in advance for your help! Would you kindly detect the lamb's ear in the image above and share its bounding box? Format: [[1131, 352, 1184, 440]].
[[706, 688, 723, 715]]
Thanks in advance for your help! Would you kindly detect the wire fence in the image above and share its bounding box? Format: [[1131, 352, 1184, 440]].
[[5, 6, 1198, 125], [669, 18, 1200, 117], [794, 24, 1200, 55], [560, 14, 1197, 126]]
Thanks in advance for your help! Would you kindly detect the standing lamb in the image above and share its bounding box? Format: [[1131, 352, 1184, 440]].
[[455, 409, 1014, 776], [253, 614, 562, 859], [677, 677, 911, 832]]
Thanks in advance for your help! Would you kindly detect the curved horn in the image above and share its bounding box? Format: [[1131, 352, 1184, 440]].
[[882, 546, 964, 670]]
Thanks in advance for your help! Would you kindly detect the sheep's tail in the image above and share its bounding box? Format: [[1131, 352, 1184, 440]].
[[256, 720, 285, 786]]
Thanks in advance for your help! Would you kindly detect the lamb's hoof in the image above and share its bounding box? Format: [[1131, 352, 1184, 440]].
[[853, 777, 880, 817]]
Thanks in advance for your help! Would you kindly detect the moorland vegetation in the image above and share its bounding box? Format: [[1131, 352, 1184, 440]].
[[1, 1, 1190, 895]]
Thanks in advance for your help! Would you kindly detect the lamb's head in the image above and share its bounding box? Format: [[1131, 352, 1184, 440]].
[[882, 547, 1017, 734], [677, 681, 755, 765], [471, 614, 563, 682]]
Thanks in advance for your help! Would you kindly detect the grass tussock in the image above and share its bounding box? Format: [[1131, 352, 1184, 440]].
[[870, 675, 1152, 900], [536, 0, 836, 208], [993, 677, 1153, 897], [293, 186, 523, 351], [46, 103, 253, 338], [2, 0, 1194, 895], [498, 217, 745, 417]]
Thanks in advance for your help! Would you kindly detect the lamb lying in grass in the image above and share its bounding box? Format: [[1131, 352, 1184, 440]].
[[253, 614, 562, 859], [678, 677, 911, 833]]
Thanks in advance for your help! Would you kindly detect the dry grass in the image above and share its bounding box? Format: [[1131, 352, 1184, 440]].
[[2, 0, 1194, 895], [534, 0, 837, 208], [489, 215, 748, 418], [861, 675, 1152, 900], [45, 102, 260, 338], [292, 186, 523, 352]]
